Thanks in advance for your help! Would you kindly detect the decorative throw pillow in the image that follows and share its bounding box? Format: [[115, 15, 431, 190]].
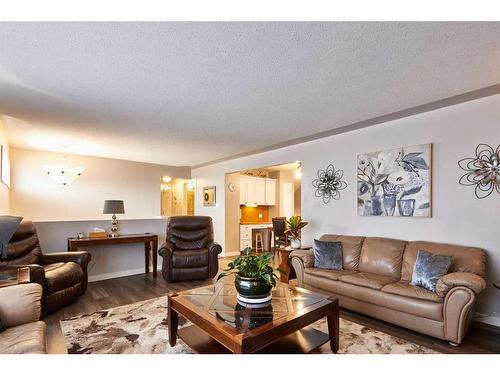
[[313, 239, 343, 270], [411, 250, 453, 292], [0, 215, 23, 259]]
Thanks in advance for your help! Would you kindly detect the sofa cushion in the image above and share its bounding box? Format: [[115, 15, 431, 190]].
[[382, 280, 443, 303], [319, 234, 364, 270], [339, 271, 397, 290], [303, 276, 443, 321], [402, 241, 486, 281], [0, 321, 46, 354], [44, 262, 84, 294], [313, 239, 343, 270], [358, 237, 406, 278], [304, 268, 357, 282], [172, 249, 208, 268]]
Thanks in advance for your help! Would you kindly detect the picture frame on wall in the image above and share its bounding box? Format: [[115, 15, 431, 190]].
[[0, 144, 10, 188], [357, 143, 432, 217], [203, 186, 216, 206]]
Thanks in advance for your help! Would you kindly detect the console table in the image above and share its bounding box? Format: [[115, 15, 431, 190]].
[[67, 234, 159, 277]]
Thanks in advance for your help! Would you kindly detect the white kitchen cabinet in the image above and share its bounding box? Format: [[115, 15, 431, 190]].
[[265, 178, 276, 205], [239, 175, 276, 206], [255, 178, 266, 205]]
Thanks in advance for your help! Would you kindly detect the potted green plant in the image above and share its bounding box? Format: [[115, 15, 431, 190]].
[[217, 247, 285, 303], [285, 215, 308, 249]]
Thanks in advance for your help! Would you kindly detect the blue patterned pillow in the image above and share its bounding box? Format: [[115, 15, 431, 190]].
[[313, 239, 343, 270], [411, 250, 453, 292]]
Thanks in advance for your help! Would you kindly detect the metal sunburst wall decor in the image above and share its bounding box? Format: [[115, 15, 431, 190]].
[[312, 164, 347, 204], [458, 144, 500, 199]]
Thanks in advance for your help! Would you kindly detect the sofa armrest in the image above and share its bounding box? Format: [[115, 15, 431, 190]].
[[290, 249, 314, 288], [0, 283, 43, 327], [290, 249, 314, 268], [40, 251, 91, 271], [436, 272, 486, 298], [158, 242, 176, 257]]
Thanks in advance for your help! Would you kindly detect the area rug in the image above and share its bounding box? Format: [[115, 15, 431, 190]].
[[60, 296, 438, 354]]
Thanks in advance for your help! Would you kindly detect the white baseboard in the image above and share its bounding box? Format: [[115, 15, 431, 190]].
[[88, 266, 162, 282]]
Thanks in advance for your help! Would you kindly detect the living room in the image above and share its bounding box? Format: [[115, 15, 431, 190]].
[[1, 1, 500, 373]]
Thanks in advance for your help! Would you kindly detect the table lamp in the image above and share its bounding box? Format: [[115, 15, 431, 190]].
[[103, 200, 125, 238]]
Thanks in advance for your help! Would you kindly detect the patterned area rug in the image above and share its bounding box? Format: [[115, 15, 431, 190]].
[[60, 296, 438, 354]]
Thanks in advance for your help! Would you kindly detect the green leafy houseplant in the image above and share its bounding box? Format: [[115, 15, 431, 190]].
[[285, 215, 308, 240], [217, 247, 286, 288]]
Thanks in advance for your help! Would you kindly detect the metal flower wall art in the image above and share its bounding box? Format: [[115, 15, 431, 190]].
[[458, 144, 500, 199], [312, 164, 347, 204]]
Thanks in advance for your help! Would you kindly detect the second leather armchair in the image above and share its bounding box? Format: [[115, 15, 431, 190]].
[[159, 216, 222, 282]]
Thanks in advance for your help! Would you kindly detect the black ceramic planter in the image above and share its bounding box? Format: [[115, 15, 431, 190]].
[[234, 274, 272, 300]]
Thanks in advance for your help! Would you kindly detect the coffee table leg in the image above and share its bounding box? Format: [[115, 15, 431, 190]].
[[327, 298, 339, 353], [168, 294, 178, 347]]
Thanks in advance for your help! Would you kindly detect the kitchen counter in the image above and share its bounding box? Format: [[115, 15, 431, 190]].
[[240, 222, 272, 225]]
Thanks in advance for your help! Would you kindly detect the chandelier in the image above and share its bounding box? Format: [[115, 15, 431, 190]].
[[42, 155, 84, 186]]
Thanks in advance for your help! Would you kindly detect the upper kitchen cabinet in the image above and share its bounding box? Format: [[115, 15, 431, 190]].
[[239, 175, 276, 206], [265, 178, 276, 205]]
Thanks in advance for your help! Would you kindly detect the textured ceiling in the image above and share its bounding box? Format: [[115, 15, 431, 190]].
[[0, 22, 499, 166]]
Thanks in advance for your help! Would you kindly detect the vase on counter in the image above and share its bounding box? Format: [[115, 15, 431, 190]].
[[290, 238, 302, 249]]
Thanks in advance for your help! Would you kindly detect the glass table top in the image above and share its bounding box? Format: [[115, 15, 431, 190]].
[[175, 281, 328, 332]]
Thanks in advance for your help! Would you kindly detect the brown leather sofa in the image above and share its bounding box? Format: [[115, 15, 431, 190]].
[[159, 216, 222, 282], [291, 234, 487, 345], [0, 220, 91, 315], [0, 283, 47, 353]]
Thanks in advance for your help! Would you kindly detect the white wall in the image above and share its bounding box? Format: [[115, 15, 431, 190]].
[[9, 148, 190, 280], [193, 93, 500, 325]]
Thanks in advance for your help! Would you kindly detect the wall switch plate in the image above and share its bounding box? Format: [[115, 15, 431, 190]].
[[258, 213, 263, 218]]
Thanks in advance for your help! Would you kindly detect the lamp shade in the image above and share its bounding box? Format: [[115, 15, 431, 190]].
[[103, 200, 125, 214]]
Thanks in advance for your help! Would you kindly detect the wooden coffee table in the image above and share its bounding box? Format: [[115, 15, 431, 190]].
[[167, 280, 339, 354]]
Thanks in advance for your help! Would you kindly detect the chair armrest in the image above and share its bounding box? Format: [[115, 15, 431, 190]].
[[0, 283, 43, 327], [207, 241, 222, 255], [436, 272, 486, 297], [290, 249, 314, 268], [40, 251, 91, 271], [207, 242, 222, 279], [158, 242, 176, 257]]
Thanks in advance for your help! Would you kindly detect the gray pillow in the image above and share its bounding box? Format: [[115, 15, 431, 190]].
[[411, 250, 453, 292], [0, 215, 23, 259], [313, 239, 343, 270]]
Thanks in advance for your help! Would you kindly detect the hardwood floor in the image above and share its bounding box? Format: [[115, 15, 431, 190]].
[[44, 259, 500, 354]]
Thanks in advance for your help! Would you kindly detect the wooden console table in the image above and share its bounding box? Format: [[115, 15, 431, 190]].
[[67, 234, 159, 277]]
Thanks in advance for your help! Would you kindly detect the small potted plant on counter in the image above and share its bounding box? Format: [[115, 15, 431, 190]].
[[217, 247, 285, 303], [286, 215, 308, 249]]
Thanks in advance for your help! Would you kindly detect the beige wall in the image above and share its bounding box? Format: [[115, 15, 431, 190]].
[[0, 120, 9, 214], [10, 148, 190, 221]]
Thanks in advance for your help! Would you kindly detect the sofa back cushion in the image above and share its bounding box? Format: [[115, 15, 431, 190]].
[[359, 237, 407, 278], [402, 241, 486, 281], [166, 216, 214, 250], [319, 234, 364, 270]]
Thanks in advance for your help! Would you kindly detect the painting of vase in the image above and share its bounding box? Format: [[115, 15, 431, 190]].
[[357, 143, 432, 217]]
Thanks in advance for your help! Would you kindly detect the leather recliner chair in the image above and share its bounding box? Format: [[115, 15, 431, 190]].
[[159, 216, 222, 282], [0, 220, 91, 315]]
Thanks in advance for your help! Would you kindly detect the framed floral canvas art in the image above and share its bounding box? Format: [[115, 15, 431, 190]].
[[357, 143, 432, 217]]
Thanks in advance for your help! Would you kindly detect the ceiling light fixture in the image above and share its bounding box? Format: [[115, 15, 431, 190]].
[[162, 176, 172, 183], [42, 154, 84, 186]]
